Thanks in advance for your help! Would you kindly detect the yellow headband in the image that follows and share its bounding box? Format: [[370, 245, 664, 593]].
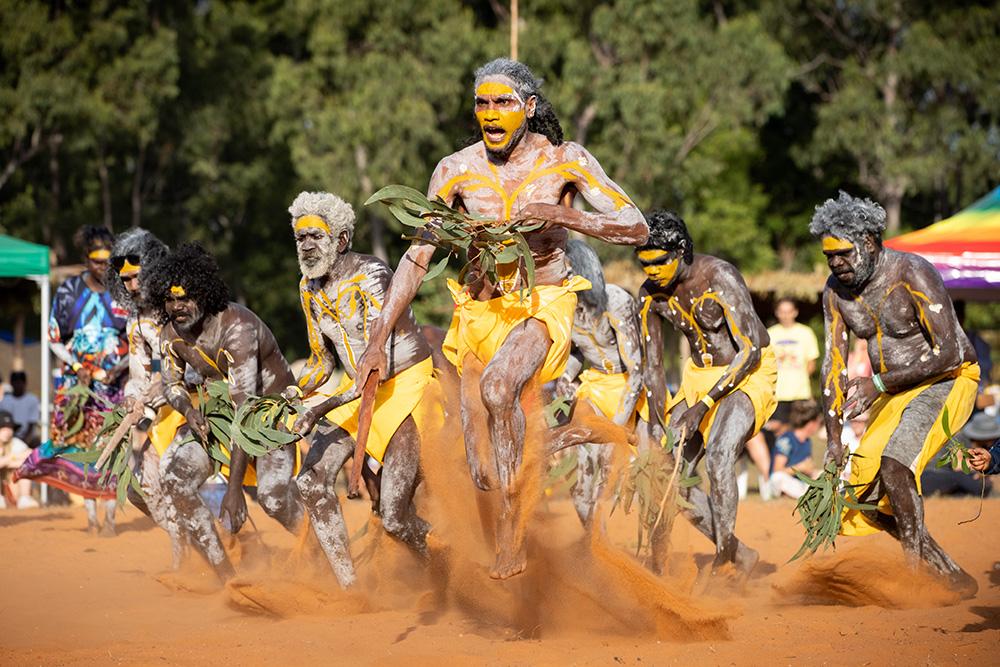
[[170, 285, 187, 297], [88, 249, 111, 260], [822, 236, 855, 252], [294, 215, 331, 233], [637, 249, 669, 262], [118, 259, 141, 276]]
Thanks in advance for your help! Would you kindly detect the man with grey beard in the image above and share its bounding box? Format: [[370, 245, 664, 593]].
[[813, 191, 980, 597], [286, 191, 436, 589], [148, 243, 304, 581]]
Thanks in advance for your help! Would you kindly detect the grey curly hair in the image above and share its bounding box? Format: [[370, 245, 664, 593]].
[[809, 191, 887, 242], [106, 228, 169, 314], [288, 191, 356, 246]]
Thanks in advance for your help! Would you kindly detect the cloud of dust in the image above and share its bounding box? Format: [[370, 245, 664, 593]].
[[772, 542, 962, 608], [213, 370, 731, 640]]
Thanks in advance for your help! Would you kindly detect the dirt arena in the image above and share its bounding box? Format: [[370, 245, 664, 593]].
[[1, 490, 997, 666]]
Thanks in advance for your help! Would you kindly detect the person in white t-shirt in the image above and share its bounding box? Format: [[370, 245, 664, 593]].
[[0, 372, 40, 446], [0, 410, 37, 509]]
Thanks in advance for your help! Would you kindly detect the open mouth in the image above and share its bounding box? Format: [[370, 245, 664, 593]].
[[483, 126, 506, 144]]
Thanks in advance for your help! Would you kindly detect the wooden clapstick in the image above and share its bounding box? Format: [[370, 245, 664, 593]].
[[347, 370, 380, 499]]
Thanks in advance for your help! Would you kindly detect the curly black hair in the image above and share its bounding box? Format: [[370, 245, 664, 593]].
[[474, 58, 564, 146], [146, 242, 231, 324], [640, 209, 694, 264], [106, 228, 169, 313], [75, 225, 114, 255]]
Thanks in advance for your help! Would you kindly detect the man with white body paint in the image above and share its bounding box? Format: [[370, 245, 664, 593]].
[[149, 243, 304, 580], [556, 239, 647, 526], [813, 191, 980, 597], [286, 191, 436, 588]]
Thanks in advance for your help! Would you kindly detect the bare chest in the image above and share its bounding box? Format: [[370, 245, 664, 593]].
[[839, 283, 928, 340], [444, 155, 581, 220]]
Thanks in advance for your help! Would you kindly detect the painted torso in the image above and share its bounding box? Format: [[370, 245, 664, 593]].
[[644, 255, 769, 368], [162, 303, 292, 398], [572, 285, 640, 375], [829, 250, 976, 376], [431, 135, 632, 299], [300, 253, 429, 386]]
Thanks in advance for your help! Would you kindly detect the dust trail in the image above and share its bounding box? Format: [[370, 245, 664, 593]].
[[209, 370, 731, 638], [772, 542, 961, 608]]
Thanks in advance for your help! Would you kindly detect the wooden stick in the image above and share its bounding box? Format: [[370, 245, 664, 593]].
[[347, 370, 380, 499], [95, 408, 141, 469]]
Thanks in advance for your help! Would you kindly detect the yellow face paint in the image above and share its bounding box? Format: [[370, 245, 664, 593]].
[[822, 236, 854, 252], [118, 259, 141, 276], [88, 249, 111, 260], [294, 215, 331, 233], [170, 285, 187, 298], [642, 257, 680, 287], [637, 249, 668, 262], [475, 82, 526, 151]]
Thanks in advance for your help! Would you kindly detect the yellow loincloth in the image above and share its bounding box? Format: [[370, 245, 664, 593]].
[[442, 276, 591, 384], [666, 346, 777, 443], [575, 368, 649, 423], [321, 356, 438, 464], [841, 362, 980, 537]]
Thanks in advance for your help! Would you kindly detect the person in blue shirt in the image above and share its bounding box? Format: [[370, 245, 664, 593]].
[[965, 413, 1000, 476], [768, 400, 822, 499]]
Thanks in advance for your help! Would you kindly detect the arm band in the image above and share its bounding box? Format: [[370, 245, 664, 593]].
[[700, 394, 716, 409], [872, 374, 886, 393]]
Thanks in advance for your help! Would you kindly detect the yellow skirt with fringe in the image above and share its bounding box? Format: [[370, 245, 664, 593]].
[[321, 356, 438, 464], [666, 346, 777, 443], [576, 368, 649, 423], [442, 276, 590, 384], [841, 362, 980, 536]]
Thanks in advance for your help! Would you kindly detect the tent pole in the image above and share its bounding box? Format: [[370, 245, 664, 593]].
[[33, 275, 51, 506]]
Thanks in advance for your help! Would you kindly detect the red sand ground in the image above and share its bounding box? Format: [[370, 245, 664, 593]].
[[1, 493, 998, 666]]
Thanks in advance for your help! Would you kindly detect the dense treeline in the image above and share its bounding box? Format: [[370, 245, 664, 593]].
[[2, 0, 998, 357]]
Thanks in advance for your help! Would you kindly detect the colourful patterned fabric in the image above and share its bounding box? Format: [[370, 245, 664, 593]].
[[14, 441, 116, 500], [49, 273, 128, 446]]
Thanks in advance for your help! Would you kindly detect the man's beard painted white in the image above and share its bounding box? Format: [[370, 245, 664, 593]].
[[297, 235, 337, 280]]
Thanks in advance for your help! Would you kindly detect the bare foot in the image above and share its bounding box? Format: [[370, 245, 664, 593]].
[[947, 569, 978, 600], [735, 545, 760, 584], [99, 522, 117, 538], [490, 542, 527, 580]]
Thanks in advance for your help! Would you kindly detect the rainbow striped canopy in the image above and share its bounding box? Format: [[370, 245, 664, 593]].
[[885, 186, 1000, 296]]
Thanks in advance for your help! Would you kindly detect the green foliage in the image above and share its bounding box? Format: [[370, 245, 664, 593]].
[[2, 0, 996, 362], [789, 454, 876, 561], [611, 428, 700, 558]]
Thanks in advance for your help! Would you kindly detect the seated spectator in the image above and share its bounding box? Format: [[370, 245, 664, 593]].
[[0, 410, 37, 509], [840, 412, 867, 481], [921, 413, 996, 496], [966, 413, 1000, 476], [768, 400, 822, 499], [0, 371, 40, 447]]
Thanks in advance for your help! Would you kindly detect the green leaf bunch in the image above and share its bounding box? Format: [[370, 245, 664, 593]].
[[610, 429, 699, 558], [789, 454, 876, 561], [365, 185, 544, 295]]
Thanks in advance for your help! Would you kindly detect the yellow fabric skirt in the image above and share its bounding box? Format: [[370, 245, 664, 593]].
[[841, 362, 980, 536], [442, 276, 591, 384], [666, 346, 777, 443], [148, 402, 259, 486], [575, 368, 649, 423], [322, 356, 437, 464]]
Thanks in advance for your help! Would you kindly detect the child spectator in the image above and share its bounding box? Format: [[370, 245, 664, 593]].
[[768, 400, 822, 499]]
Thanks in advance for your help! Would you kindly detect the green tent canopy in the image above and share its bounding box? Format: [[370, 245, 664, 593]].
[[0, 234, 52, 476], [0, 234, 49, 277]]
